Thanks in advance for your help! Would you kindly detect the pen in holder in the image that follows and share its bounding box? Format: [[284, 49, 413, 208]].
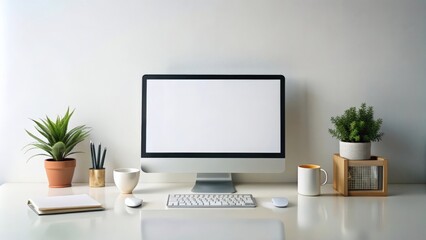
[[89, 141, 107, 187]]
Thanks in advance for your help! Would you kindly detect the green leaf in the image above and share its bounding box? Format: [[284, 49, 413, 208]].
[[31, 119, 51, 141], [25, 130, 49, 146], [52, 142, 66, 160]]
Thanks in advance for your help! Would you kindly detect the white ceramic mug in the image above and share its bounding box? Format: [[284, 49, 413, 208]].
[[113, 168, 140, 194], [298, 164, 328, 196]]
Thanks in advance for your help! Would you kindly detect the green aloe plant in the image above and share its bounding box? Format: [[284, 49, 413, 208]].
[[25, 108, 90, 161]]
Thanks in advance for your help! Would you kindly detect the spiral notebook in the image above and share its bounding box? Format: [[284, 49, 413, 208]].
[[27, 194, 104, 215]]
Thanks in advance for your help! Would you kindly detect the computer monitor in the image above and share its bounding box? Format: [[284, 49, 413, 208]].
[[141, 74, 285, 193]]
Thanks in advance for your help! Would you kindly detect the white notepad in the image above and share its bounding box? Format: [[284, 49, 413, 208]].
[[27, 194, 104, 215]]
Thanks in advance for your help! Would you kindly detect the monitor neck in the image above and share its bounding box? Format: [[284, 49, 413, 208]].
[[191, 173, 236, 193]]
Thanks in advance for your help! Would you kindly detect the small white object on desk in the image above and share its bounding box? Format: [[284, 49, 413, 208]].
[[125, 197, 143, 208], [272, 197, 288, 208]]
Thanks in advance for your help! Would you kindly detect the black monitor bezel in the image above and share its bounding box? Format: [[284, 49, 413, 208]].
[[141, 74, 285, 158]]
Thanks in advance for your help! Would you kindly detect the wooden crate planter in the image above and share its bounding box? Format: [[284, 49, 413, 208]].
[[333, 154, 388, 196]]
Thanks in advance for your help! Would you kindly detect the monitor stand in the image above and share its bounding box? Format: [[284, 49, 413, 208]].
[[191, 173, 236, 193]]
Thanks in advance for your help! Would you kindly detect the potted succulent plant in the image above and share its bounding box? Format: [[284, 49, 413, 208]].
[[329, 103, 383, 160], [25, 108, 90, 187]]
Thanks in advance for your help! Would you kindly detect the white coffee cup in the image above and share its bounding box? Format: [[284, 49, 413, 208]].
[[113, 168, 140, 194], [298, 164, 328, 196]]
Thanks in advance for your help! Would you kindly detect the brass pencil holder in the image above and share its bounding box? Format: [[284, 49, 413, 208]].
[[89, 168, 105, 187]]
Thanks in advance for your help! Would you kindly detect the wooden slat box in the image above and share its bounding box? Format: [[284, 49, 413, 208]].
[[333, 154, 388, 196]]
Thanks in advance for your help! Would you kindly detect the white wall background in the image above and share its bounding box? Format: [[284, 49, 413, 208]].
[[1, 0, 425, 184]]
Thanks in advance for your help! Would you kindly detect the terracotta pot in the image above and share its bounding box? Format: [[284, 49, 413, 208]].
[[44, 159, 76, 188]]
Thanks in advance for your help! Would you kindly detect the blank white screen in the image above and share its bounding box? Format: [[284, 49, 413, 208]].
[[146, 79, 281, 153]]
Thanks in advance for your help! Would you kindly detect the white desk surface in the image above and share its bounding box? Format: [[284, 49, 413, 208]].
[[1, 183, 426, 240]]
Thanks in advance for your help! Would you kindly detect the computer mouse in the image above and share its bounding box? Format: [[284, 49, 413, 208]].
[[272, 197, 288, 208], [125, 197, 143, 208]]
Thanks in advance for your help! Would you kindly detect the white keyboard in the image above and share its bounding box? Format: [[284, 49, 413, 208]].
[[167, 194, 256, 208]]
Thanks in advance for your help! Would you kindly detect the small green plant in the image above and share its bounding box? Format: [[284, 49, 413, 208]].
[[25, 108, 90, 161], [329, 103, 383, 142]]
